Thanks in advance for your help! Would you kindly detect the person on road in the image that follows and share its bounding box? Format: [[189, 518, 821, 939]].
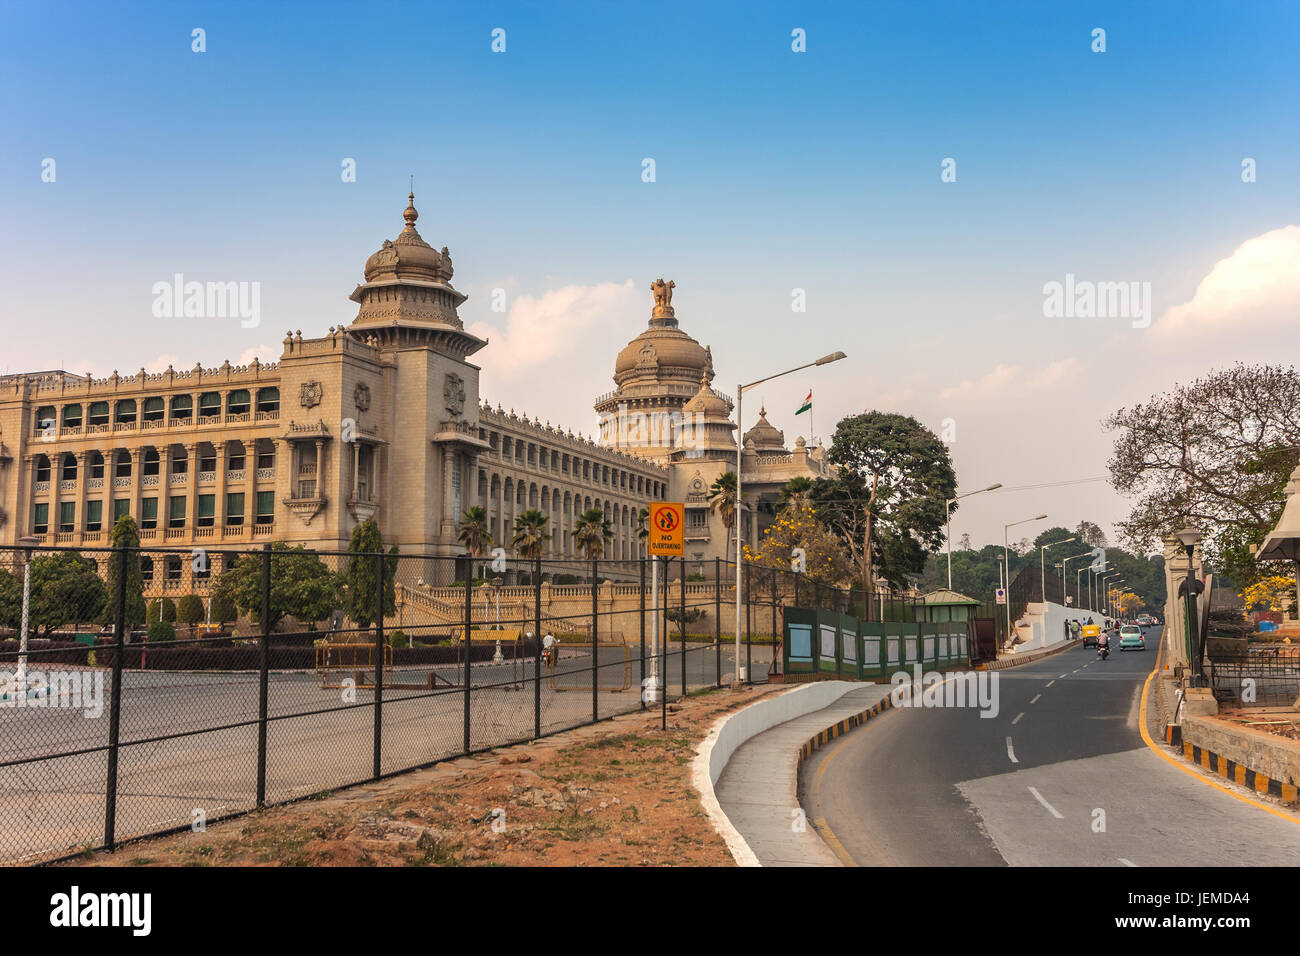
[[542, 632, 557, 670]]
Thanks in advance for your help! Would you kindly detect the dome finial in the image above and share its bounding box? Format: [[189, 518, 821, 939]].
[[402, 190, 419, 232]]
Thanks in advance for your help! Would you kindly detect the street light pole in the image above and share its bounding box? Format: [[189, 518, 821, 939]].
[[1175, 526, 1204, 684], [1040, 536, 1076, 605], [1061, 551, 1091, 607], [946, 483, 1003, 590], [734, 351, 845, 686]]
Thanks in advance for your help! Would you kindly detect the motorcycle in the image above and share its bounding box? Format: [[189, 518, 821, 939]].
[[1097, 641, 1109, 660]]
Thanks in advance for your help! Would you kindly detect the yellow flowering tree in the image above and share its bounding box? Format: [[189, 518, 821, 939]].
[[742, 502, 853, 587], [1240, 575, 1298, 615]]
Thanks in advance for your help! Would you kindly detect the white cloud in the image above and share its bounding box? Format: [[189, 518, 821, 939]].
[[467, 280, 639, 374], [1154, 225, 1300, 338], [938, 358, 1083, 403], [237, 344, 278, 366]]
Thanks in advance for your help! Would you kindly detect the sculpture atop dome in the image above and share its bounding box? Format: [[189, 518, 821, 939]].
[[650, 278, 675, 318]]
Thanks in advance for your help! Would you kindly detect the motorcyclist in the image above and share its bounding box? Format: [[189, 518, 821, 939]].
[[1097, 630, 1109, 659]]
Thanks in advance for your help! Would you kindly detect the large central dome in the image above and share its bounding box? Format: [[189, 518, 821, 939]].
[[595, 280, 731, 463]]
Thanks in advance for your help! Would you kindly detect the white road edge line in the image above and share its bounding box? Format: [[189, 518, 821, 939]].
[[1011, 712, 1024, 725], [1119, 857, 1138, 867], [1029, 694, 1041, 704], [1006, 736, 1019, 763], [1028, 786, 1063, 819]]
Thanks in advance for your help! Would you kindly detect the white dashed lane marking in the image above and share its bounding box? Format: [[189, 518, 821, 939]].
[[1028, 786, 1064, 819]]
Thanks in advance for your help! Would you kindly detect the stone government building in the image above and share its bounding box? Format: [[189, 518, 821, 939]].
[[0, 194, 828, 599]]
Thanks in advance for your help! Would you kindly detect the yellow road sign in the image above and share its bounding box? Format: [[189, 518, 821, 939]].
[[648, 502, 684, 556]]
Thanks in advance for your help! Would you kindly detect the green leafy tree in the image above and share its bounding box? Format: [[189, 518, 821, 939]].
[[209, 591, 237, 626], [0, 569, 20, 631], [338, 519, 398, 634], [26, 552, 109, 636], [176, 594, 205, 635], [510, 510, 551, 561], [819, 412, 957, 592], [573, 508, 613, 560], [100, 515, 146, 629], [212, 543, 339, 632], [665, 606, 705, 638], [159, 597, 176, 623], [147, 620, 176, 642], [708, 471, 737, 561], [146, 599, 161, 626]]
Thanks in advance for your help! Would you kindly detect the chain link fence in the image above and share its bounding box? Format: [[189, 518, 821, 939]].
[[0, 544, 862, 863]]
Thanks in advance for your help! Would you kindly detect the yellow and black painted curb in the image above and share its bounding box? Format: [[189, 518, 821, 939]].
[[1163, 722, 1182, 748], [1178, 739, 1299, 805], [974, 638, 1082, 671], [797, 695, 895, 764]]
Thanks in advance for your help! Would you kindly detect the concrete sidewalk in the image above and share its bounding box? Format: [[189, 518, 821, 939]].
[[713, 683, 894, 866]]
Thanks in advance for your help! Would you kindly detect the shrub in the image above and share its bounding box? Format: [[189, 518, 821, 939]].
[[209, 591, 237, 625], [177, 595, 205, 632], [146, 600, 161, 626], [147, 621, 176, 642], [390, 630, 408, 649], [159, 598, 177, 623]]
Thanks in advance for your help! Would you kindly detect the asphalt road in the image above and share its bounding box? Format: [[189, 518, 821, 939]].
[[800, 626, 1300, 866]]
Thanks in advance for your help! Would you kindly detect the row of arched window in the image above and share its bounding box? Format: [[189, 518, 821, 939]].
[[33, 387, 280, 431]]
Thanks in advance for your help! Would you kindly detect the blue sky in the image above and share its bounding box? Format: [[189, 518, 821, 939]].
[[3, 0, 1298, 549]]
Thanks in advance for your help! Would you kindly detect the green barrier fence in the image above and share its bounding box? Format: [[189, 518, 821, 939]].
[[784, 608, 972, 683]]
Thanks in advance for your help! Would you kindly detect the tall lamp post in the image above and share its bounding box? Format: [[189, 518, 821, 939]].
[[734, 350, 846, 685], [1003, 514, 1048, 648], [1174, 526, 1204, 685], [1062, 552, 1091, 607], [1104, 577, 1125, 617], [946, 483, 1003, 590], [1040, 536, 1076, 605], [11, 536, 38, 699]]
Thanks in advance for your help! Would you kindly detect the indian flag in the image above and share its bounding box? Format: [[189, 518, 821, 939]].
[[795, 390, 812, 415]]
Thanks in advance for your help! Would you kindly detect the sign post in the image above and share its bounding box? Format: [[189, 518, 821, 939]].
[[646, 503, 684, 703]]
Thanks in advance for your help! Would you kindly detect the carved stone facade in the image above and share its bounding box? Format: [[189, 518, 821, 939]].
[[0, 195, 826, 593]]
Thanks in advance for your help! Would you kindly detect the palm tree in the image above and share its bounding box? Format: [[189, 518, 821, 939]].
[[709, 471, 738, 561], [574, 507, 613, 560], [457, 506, 492, 578], [635, 507, 649, 557], [509, 509, 551, 562], [779, 476, 814, 512]]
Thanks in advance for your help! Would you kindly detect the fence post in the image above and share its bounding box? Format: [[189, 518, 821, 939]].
[[770, 568, 777, 674], [256, 543, 270, 807], [680, 557, 687, 698], [591, 557, 599, 723], [104, 543, 128, 851], [640, 558, 648, 708], [660, 558, 667, 728], [374, 549, 386, 779], [463, 569, 472, 754], [534, 555, 542, 738], [714, 556, 721, 688], [745, 562, 752, 684]]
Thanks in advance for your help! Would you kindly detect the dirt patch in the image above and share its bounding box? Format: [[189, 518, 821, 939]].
[[1216, 707, 1300, 742], [64, 684, 779, 867]]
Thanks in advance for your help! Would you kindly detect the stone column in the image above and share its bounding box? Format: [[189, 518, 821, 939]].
[[185, 443, 198, 533], [215, 441, 228, 533], [351, 442, 361, 501], [314, 439, 324, 500], [74, 450, 88, 541], [131, 446, 145, 527]]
